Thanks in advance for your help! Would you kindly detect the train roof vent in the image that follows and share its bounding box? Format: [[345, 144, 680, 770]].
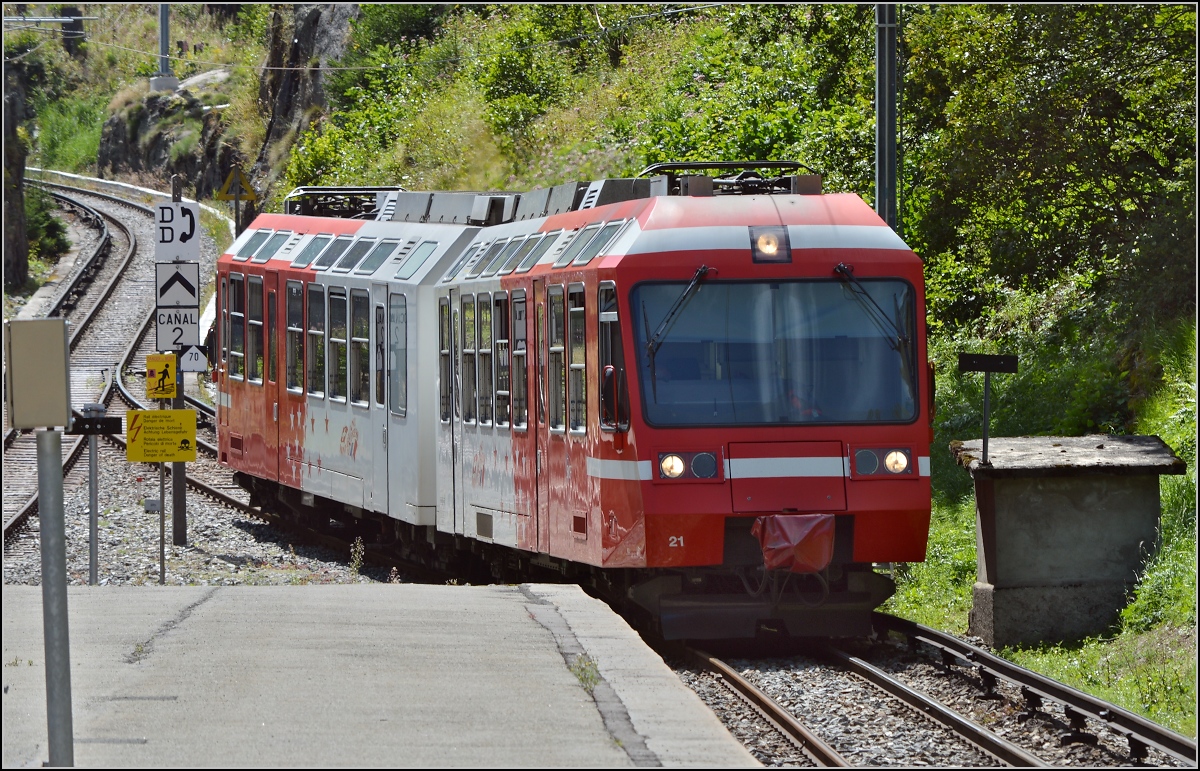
[[427, 192, 478, 224], [546, 181, 588, 215], [468, 194, 519, 226], [390, 239, 417, 263], [377, 192, 398, 221], [515, 187, 551, 220], [390, 192, 434, 222], [577, 178, 651, 209]]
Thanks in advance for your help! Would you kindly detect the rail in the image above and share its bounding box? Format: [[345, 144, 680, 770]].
[[677, 645, 849, 767], [873, 612, 1197, 764]]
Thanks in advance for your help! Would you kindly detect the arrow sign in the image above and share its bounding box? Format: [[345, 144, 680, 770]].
[[179, 345, 209, 372], [156, 262, 201, 307], [155, 202, 202, 262]]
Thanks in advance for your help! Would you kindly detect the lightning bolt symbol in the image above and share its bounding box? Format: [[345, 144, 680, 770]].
[[129, 413, 142, 443]]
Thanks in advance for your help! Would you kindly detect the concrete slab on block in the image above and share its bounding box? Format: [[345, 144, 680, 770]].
[[951, 435, 1185, 479]]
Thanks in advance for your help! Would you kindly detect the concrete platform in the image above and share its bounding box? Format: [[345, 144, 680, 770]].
[[3, 583, 757, 768]]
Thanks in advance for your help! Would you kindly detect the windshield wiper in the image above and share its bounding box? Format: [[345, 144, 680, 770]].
[[834, 263, 908, 352], [644, 264, 713, 401]]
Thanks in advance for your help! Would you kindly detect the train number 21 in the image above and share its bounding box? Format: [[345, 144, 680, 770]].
[[668, 535, 685, 548]]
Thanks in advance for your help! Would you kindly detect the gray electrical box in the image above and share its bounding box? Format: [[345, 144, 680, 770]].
[[4, 318, 72, 429]]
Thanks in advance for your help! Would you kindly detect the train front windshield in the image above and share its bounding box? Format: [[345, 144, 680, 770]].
[[632, 279, 917, 426]]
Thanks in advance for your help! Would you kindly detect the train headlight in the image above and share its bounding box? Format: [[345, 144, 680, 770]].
[[884, 450, 909, 474], [749, 226, 791, 264], [659, 454, 686, 479]]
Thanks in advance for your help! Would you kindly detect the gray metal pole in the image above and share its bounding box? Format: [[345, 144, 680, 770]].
[[37, 428, 74, 767], [875, 4, 898, 231], [159, 461, 166, 585], [158, 4, 171, 76], [982, 370, 992, 465], [171, 175, 187, 547], [82, 403, 106, 586]]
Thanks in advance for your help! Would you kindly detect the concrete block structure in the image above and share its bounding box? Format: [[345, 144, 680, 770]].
[[951, 435, 1185, 647]]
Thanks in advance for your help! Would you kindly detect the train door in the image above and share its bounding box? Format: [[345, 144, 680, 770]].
[[533, 279, 550, 552], [370, 282, 390, 516], [264, 270, 280, 482], [449, 287, 465, 534]]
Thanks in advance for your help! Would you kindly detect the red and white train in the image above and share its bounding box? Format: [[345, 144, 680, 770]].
[[214, 162, 933, 639]]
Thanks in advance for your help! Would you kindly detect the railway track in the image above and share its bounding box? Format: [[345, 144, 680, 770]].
[[4, 184, 217, 542], [673, 625, 1195, 768]]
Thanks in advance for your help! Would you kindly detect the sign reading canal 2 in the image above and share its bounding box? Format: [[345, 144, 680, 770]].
[[156, 306, 200, 351], [155, 202, 202, 262]]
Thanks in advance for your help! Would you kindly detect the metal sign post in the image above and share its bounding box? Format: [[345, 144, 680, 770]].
[[170, 175, 188, 547], [5, 318, 74, 766], [958, 353, 1019, 465]]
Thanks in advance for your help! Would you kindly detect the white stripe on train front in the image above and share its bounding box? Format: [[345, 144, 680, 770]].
[[585, 456, 931, 480], [624, 224, 912, 256]]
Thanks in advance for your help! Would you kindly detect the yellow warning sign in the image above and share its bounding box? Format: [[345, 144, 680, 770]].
[[146, 353, 177, 400], [215, 167, 257, 202], [125, 409, 197, 463]]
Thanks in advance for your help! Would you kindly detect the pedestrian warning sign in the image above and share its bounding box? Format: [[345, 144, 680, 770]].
[[126, 409, 197, 463], [146, 353, 177, 399]]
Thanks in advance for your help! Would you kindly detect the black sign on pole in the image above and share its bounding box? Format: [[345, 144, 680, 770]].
[[958, 353, 1019, 465], [65, 416, 123, 435]]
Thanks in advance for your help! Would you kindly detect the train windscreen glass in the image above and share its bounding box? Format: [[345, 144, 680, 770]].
[[631, 279, 917, 426]]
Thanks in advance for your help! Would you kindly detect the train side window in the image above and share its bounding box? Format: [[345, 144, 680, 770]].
[[229, 273, 245, 379], [356, 240, 400, 276], [350, 289, 370, 405], [467, 241, 505, 279], [395, 240, 439, 281], [252, 231, 292, 263], [461, 296, 476, 424], [548, 286, 566, 431], [493, 292, 510, 428], [290, 234, 332, 268], [247, 275, 263, 384], [517, 231, 561, 273], [219, 275, 228, 367], [438, 298, 450, 421], [554, 224, 602, 268], [286, 281, 304, 392], [536, 302, 546, 425], [567, 285, 586, 433], [500, 236, 540, 275], [375, 305, 386, 407], [234, 230, 270, 261], [328, 288, 348, 401], [390, 294, 407, 416], [313, 236, 353, 271], [478, 294, 493, 425], [510, 291, 528, 429], [334, 239, 376, 274], [598, 282, 629, 430], [440, 245, 479, 283], [306, 284, 325, 397], [572, 221, 626, 266], [482, 238, 524, 278], [267, 288, 277, 383]]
